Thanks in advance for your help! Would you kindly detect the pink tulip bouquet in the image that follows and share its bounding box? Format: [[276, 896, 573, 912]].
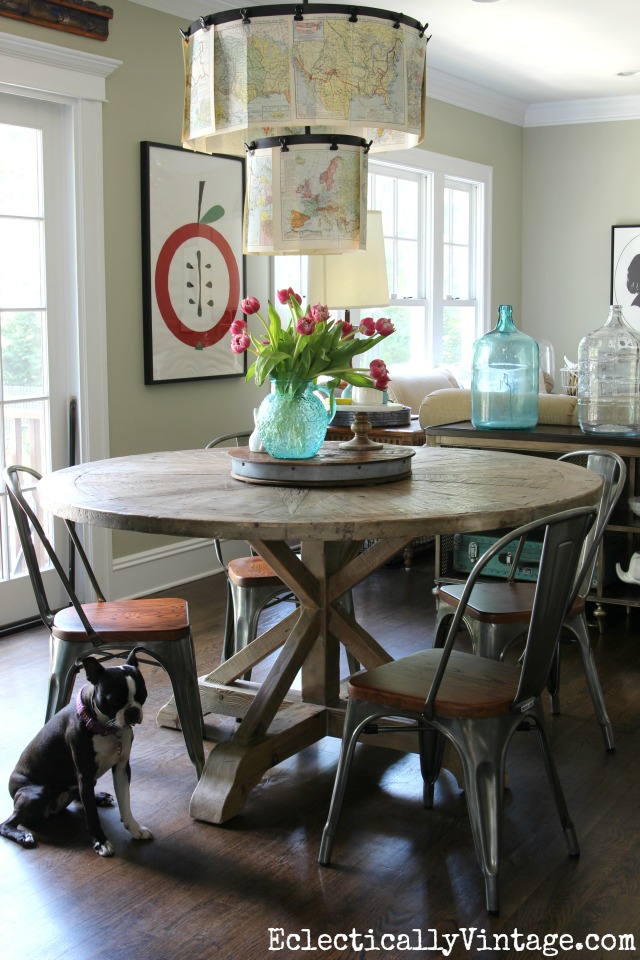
[[229, 287, 394, 395]]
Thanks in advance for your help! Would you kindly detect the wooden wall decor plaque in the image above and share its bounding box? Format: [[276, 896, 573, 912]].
[[0, 1, 113, 41]]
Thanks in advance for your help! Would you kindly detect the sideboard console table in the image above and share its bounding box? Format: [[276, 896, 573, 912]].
[[425, 420, 640, 618]]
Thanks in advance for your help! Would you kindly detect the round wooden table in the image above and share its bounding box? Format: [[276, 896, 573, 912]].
[[37, 443, 601, 823]]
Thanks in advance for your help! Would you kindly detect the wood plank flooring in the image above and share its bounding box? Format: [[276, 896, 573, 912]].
[[0, 554, 639, 960]]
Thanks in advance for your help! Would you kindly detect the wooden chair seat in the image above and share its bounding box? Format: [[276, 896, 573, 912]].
[[438, 581, 584, 624], [227, 556, 284, 589], [52, 599, 191, 643], [349, 649, 521, 718]]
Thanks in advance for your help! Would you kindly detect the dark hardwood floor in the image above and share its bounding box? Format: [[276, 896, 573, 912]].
[[1, 552, 639, 960]]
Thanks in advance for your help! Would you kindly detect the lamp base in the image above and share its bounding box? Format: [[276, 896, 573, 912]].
[[339, 411, 384, 450]]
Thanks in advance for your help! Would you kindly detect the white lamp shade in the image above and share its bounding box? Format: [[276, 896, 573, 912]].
[[306, 211, 389, 309]]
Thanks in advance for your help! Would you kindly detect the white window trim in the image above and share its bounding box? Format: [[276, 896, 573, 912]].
[[371, 147, 492, 347], [0, 31, 120, 594]]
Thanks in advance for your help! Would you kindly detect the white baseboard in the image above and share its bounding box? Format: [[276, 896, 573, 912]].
[[111, 538, 222, 599]]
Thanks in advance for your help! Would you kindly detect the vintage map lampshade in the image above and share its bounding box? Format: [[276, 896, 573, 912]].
[[181, 3, 428, 255]]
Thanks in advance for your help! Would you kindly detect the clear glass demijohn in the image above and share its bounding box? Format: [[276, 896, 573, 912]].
[[577, 305, 640, 435], [471, 305, 539, 430]]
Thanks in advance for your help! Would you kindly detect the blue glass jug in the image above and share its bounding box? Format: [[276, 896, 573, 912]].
[[471, 305, 539, 430]]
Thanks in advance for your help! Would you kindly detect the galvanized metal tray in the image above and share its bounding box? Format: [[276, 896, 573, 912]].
[[228, 442, 415, 487]]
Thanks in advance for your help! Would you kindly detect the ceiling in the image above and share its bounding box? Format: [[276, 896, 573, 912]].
[[131, 0, 640, 120]]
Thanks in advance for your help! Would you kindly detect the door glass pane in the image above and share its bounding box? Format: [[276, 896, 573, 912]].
[[1, 311, 46, 395], [0, 218, 46, 307], [0, 117, 51, 588], [0, 124, 42, 218]]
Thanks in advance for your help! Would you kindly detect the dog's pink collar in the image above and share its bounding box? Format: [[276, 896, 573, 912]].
[[76, 685, 112, 737]]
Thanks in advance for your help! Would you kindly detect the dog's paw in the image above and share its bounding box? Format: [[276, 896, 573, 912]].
[[95, 792, 115, 808], [130, 824, 153, 841], [17, 830, 37, 848], [93, 839, 114, 857]]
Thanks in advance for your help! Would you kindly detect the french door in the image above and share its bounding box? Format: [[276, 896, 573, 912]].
[[0, 92, 75, 625]]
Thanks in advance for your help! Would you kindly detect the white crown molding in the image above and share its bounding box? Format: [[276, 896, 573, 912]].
[[427, 68, 528, 127], [0, 32, 120, 100], [525, 95, 640, 127], [127, 0, 220, 18]]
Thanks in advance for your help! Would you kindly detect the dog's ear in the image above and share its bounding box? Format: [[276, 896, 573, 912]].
[[126, 649, 139, 669], [82, 657, 105, 684]]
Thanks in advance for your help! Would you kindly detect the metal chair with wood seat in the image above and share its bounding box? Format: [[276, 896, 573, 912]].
[[206, 432, 357, 674], [434, 450, 625, 751], [319, 506, 597, 915], [4, 465, 205, 779]]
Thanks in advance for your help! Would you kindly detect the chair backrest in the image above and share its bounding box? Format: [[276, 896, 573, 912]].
[[557, 450, 626, 600], [4, 465, 104, 643], [205, 431, 252, 450], [425, 506, 597, 719]]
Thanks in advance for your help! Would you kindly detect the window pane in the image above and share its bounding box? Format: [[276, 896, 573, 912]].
[[1, 311, 46, 395], [396, 179, 418, 239], [356, 305, 425, 370], [451, 246, 469, 299], [396, 239, 418, 296], [374, 175, 395, 236], [0, 125, 42, 218], [4, 399, 48, 474], [0, 218, 46, 306], [443, 304, 476, 370], [451, 189, 470, 244]]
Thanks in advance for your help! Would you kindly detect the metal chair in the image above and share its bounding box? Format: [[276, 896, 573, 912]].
[[434, 450, 625, 751], [4, 465, 205, 778], [319, 506, 597, 915], [206, 432, 357, 674]]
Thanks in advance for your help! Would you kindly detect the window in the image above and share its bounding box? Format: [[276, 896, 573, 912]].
[[273, 149, 491, 383]]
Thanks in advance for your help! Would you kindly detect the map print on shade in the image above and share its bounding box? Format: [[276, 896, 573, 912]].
[[182, 15, 426, 156]]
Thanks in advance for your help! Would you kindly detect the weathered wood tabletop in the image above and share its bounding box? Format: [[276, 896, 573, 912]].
[[37, 444, 602, 824]]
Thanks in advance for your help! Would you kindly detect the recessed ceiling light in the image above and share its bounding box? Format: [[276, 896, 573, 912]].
[[471, 1, 503, 4], [618, 70, 640, 77]]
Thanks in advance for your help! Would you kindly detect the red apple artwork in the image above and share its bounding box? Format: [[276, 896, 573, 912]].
[[154, 180, 240, 350]]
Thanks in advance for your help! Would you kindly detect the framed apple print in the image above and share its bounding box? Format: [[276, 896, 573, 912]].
[[141, 142, 246, 384]]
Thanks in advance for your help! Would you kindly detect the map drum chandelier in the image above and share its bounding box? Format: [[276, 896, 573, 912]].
[[181, 3, 429, 255]]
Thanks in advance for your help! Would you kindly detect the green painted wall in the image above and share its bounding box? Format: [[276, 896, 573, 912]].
[[523, 120, 640, 382]]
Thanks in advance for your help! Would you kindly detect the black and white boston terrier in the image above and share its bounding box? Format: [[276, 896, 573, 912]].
[[0, 650, 152, 856]]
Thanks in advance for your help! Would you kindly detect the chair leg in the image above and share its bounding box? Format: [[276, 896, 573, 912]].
[[567, 614, 615, 751], [47, 636, 91, 722], [220, 580, 236, 663], [319, 698, 375, 866], [532, 706, 580, 858], [154, 636, 205, 779], [418, 726, 445, 808], [441, 715, 512, 915]]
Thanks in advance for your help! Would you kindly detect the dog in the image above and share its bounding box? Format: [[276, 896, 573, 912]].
[[0, 650, 152, 856]]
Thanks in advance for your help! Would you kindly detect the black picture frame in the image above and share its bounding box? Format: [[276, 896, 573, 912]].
[[611, 224, 640, 323], [141, 142, 246, 385]]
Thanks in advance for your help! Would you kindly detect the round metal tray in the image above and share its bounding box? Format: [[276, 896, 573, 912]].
[[228, 442, 415, 487]]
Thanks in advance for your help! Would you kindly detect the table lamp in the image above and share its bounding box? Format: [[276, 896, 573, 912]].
[[307, 210, 390, 449]]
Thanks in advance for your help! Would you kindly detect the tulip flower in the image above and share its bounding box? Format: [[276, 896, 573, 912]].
[[230, 318, 248, 335], [296, 314, 317, 336], [375, 317, 395, 337], [359, 316, 376, 336], [241, 296, 260, 315], [231, 332, 251, 353]]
